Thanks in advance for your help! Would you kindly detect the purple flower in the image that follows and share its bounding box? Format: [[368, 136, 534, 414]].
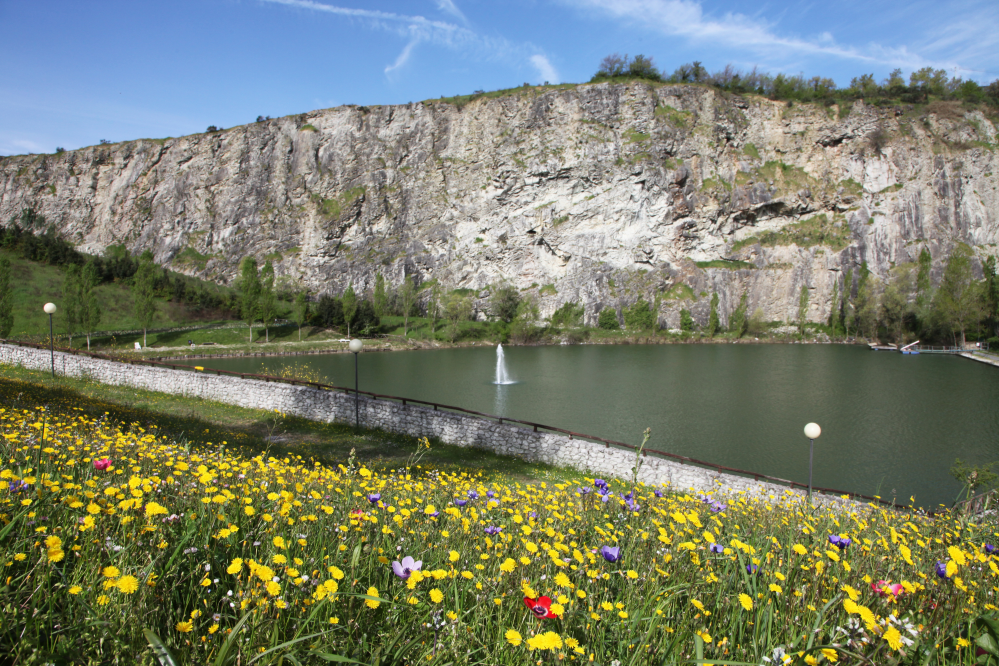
[[600, 546, 621, 563], [467, 490, 479, 500], [367, 493, 381, 504], [484, 526, 502, 535], [594, 479, 607, 488], [454, 499, 467, 507], [697, 494, 710, 503], [986, 544, 997, 555], [7, 480, 28, 494], [746, 564, 760, 575], [653, 488, 665, 498], [596, 485, 612, 497], [710, 502, 726, 513], [426, 510, 440, 518], [935, 561, 949, 579], [486, 490, 496, 499], [625, 498, 641, 512], [578, 487, 592, 495], [709, 544, 724, 554], [391, 556, 422, 580], [828, 535, 851, 550], [529, 512, 537, 518]]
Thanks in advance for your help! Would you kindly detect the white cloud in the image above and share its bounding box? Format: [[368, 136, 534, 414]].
[[263, 0, 558, 83], [530, 55, 560, 84], [560, 0, 983, 77], [434, 0, 468, 25], [386, 38, 420, 74]]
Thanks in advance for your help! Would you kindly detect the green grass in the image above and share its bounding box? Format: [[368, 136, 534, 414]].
[[663, 282, 696, 301], [731, 214, 852, 252], [654, 104, 693, 128], [0, 364, 572, 483], [743, 143, 760, 159], [695, 259, 756, 270]]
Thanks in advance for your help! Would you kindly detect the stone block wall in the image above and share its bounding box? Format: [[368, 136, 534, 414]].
[[0, 343, 857, 507]]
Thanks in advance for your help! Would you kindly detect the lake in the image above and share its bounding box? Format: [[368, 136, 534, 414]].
[[176, 344, 999, 508]]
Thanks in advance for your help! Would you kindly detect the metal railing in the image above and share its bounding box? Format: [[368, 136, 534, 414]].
[[1, 338, 925, 514]]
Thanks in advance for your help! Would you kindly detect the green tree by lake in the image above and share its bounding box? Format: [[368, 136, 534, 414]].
[[680, 308, 694, 332], [624, 297, 655, 330], [444, 292, 472, 342], [294, 291, 309, 342], [79, 260, 102, 350], [258, 260, 277, 343], [0, 257, 12, 338], [707, 293, 719, 336], [597, 307, 620, 330], [881, 265, 914, 343], [342, 284, 358, 338], [931, 243, 983, 347], [398, 276, 417, 336], [729, 291, 748, 337], [797, 285, 810, 337], [490, 283, 520, 324], [373, 273, 388, 317], [132, 253, 157, 347], [237, 257, 261, 342], [61, 264, 81, 347]]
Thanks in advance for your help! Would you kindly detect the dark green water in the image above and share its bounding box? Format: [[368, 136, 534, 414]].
[[178, 344, 999, 508]]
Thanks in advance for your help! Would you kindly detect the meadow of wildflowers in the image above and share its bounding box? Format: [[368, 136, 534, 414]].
[[2, 394, 999, 664]]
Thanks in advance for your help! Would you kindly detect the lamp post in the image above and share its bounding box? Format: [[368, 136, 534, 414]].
[[804, 422, 821, 505], [43, 303, 57, 377], [349, 338, 363, 428]]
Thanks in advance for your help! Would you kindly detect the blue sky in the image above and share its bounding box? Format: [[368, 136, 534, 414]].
[[2, 0, 996, 156]]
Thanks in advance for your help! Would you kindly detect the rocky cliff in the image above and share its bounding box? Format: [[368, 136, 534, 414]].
[[1, 82, 997, 328]]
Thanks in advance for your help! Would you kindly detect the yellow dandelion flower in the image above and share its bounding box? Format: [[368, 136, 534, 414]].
[[821, 648, 838, 662], [365, 586, 380, 609], [102, 566, 120, 579], [884, 626, 903, 651], [227, 558, 243, 574], [176, 621, 193, 633], [739, 594, 753, 611], [265, 581, 281, 596], [116, 575, 139, 594], [430, 588, 444, 603], [505, 629, 523, 646], [68, 586, 82, 595]]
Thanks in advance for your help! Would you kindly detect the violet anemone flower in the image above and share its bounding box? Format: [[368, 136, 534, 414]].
[[467, 490, 479, 500], [486, 490, 496, 499], [367, 493, 381, 504], [578, 487, 592, 496], [600, 546, 621, 563], [594, 479, 607, 489], [709, 544, 724, 554], [426, 510, 440, 518], [625, 498, 641, 512], [828, 535, 851, 550], [653, 488, 665, 498], [710, 502, 726, 513], [746, 564, 760, 575], [391, 556, 422, 580], [986, 544, 997, 555], [935, 561, 949, 579], [484, 526, 502, 535], [454, 499, 467, 508]]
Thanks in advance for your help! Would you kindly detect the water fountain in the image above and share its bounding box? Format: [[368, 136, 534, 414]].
[[494, 344, 515, 385]]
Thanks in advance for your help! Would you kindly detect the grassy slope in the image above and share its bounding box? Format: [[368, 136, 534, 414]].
[[0, 363, 574, 483]]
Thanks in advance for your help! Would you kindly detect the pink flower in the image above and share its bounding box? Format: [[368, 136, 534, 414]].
[[93, 458, 112, 471], [872, 580, 903, 598]]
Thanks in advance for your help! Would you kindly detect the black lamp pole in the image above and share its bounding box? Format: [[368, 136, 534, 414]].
[[348, 338, 363, 428]]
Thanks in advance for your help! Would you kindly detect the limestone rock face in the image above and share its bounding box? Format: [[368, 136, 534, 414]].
[[1, 83, 997, 328]]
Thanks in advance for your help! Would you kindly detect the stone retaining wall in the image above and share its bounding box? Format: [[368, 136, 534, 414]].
[[0, 344, 856, 507]]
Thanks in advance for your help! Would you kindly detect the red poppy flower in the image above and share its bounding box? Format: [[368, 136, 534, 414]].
[[524, 595, 556, 619], [871, 580, 903, 598]]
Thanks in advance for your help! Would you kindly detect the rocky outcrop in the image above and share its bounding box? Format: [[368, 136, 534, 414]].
[[1, 83, 997, 328]]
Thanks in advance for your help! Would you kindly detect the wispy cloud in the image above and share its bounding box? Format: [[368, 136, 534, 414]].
[[434, 0, 468, 25], [560, 0, 989, 77], [530, 55, 560, 84], [262, 0, 555, 80], [386, 38, 420, 74]]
